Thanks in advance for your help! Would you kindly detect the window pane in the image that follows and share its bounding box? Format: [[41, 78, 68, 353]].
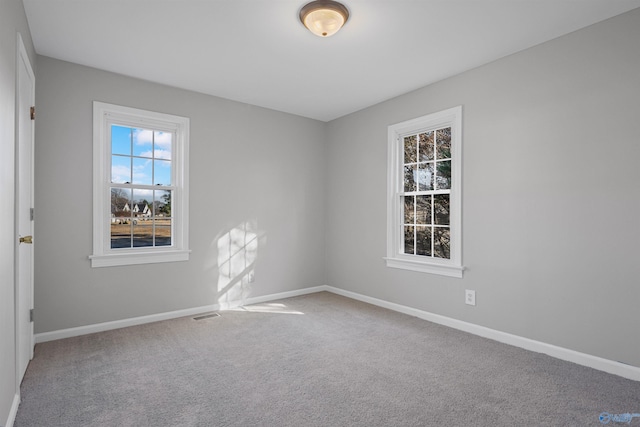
[[111, 155, 131, 184], [416, 195, 431, 225], [111, 125, 131, 155], [132, 128, 154, 157], [416, 226, 432, 256], [434, 194, 450, 225], [418, 163, 434, 191], [110, 219, 131, 249], [155, 218, 172, 246], [132, 190, 152, 218], [433, 227, 450, 259], [435, 160, 451, 190], [404, 135, 417, 163], [133, 219, 153, 247], [154, 159, 172, 186], [419, 131, 434, 161], [404, 226, 415, 255], [111, 188, 131, 219], [154, 190, 172, 217], [132, 158, 152, 185], [436, 127, 451, 160], [154, 131, 172, 160], [403, 196, 414, 224], [404, 165, 417, 192]]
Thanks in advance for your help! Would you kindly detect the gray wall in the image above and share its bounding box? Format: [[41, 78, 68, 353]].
[[0, 0, 35, 423], [325, 8, 640, 368], [34, 57, 326, 333]]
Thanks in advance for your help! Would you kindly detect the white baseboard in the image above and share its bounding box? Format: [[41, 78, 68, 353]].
[[34, 286, 326, 344], [324, 286, 640, 382], [3, 393, 20, 427], [34, 284, 639, 382]]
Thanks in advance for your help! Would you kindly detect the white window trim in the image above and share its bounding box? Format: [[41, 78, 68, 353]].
[[90, 101, 190, 268], [385, 106, 463, 278]]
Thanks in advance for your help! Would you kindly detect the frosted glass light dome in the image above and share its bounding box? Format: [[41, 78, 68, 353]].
[[299, 1, 350, 37]]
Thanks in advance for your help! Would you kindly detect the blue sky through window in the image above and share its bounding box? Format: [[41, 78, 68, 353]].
[[111, 125, 131, 155], [111, 125, 172, 186]]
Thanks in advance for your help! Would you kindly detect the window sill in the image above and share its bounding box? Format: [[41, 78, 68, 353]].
[[384, 256, 464, 278], [89, 249, 190, 268]]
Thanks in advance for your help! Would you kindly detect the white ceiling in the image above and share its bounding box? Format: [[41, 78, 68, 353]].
[[23, 0, 640, 122]]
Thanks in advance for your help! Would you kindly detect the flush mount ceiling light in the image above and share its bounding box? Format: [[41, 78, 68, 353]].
[[299, 0, 350, 37]]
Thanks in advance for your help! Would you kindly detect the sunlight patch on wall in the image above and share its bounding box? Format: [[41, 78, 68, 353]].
[[216, 221, 261, 306]]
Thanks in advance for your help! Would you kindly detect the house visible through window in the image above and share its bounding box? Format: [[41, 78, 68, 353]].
[[386, 106, 463, 278], [110, 125, 173, 249], [91, 102, 190, 267]]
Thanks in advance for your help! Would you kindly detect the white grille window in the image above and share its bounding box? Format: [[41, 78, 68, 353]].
[[386, 106, 463, 278], [91, 102, 190, 267]]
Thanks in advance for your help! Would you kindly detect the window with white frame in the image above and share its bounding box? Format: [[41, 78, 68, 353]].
[[385, 106, 463, 278], [90, 102, 190, 267]]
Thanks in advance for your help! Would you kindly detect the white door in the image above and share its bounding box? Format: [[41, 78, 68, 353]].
[[16, 33, 35, 383]]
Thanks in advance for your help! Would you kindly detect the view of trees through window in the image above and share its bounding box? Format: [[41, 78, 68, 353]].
[[402, 127, 451, 259], [109, 125, 173, 249]]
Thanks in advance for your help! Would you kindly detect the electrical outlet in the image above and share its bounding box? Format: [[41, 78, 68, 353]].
[[465, 289, 476, 306], [248, 272, 255, 283]]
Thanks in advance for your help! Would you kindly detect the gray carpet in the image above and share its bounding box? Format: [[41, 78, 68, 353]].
[[15, 292, 640, 426]]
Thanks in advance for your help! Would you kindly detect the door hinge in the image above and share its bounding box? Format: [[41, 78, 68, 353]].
[[30, 207, 34, 221], [30, 308, 34, 322], [30, 106, 35, 120]]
